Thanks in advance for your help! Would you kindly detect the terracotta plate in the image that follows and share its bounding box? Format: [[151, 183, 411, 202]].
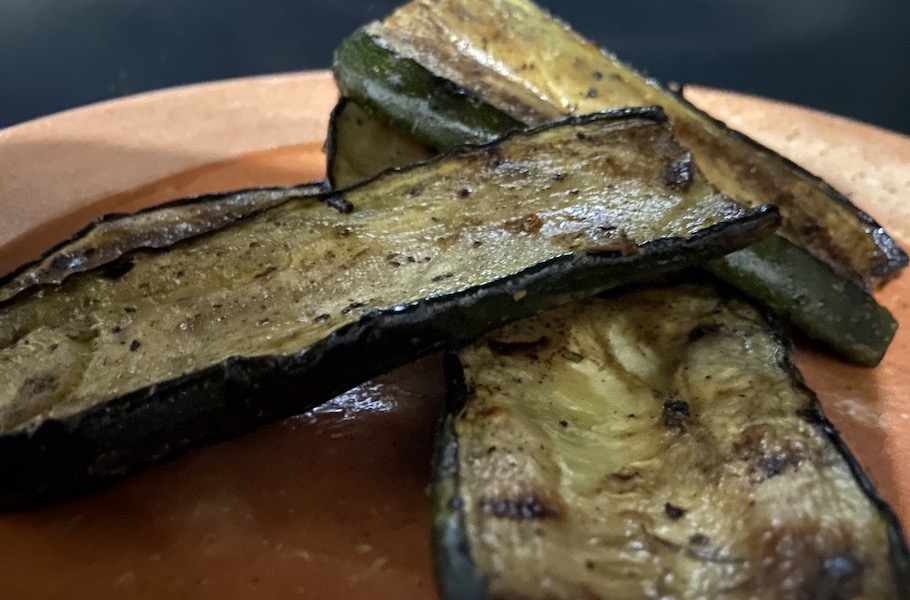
[[0, 71, 907, 599]]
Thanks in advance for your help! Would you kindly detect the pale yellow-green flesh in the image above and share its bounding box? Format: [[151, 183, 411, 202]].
[[455, 284, 897, 599], [0, 186, 315, 304], [0, 115, 751, 432], [373, 0, 890, 286], [329, 99, 435, 189]]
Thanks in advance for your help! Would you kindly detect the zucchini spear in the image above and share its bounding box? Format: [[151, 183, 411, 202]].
[[434, 282, 909, 599], [360, 0, 907, 290], [331, 7, 898, 366], [0, 111, 777, 507]]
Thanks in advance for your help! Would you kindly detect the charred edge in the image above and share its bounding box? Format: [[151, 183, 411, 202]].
[[444, 351, 470, 415], [480, 494, 561, 521], [731, 282, 910, 588], [323, 96, 349, 191], [487, 336, 549, 356], [665, 88, 908, 282], [663, 398, 691, 432]]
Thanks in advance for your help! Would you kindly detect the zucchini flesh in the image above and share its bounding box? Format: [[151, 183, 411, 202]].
[[325, 98, 435, 190], [0, 111, 778, 506], [367, 0, 907, 289], [436, 282, 909, 599], [0, 184, 321, 304], [332, 18, 897, 366]]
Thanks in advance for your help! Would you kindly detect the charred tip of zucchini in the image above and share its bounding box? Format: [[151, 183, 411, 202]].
[[0, 183, 323, 305], [434, 283, 908, 599], [666, 87, 910, 288]]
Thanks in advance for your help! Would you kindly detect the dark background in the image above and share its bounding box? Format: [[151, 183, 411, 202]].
[[1, 0, 908, 133]]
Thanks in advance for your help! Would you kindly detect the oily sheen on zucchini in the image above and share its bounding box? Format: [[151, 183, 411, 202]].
[[359, 0, 907, 290], [434, 282, 909, 600], [0, 184, 321, 304], [332, 11, 898, 366], [0, 111, 778, 506]]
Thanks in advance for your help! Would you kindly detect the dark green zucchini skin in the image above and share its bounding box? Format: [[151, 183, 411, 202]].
[[334, 29, 523, 152], [0, 183, 324, 304], [433, 283, 909, 600], [706, 236, 897, 367], [0, 110, 778, 507], [332, 26, 898, 366]]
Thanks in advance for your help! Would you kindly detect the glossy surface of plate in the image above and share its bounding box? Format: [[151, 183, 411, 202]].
[[0, 71, 908, 599]]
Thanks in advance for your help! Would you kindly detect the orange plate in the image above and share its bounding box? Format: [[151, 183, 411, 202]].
[[0, 71, 907, 599]]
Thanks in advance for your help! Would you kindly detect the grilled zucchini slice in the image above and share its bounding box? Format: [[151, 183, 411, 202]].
[[361, 0, 906, 289], [0, 110, 777, 506], [332, 10, 898, 366], [435, 282, 909, 599]]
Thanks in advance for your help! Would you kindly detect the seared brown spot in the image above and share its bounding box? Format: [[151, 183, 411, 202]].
[[502, 213, 544, 234], [488, 336, 549, 356], [472, 405, 506, 419], [734, 424, 807, 480], [663, 398, 691, 432], [21, 374, 57, 396], [480, 494, 561, 520], [663, 154, 694, 191]]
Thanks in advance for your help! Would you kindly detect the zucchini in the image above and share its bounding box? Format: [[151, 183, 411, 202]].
[[332, 14, 898, 366], [364, 0, 907, 290], [435, 282, 909, 599], [0, 111, 778, 506], [325, 98, 434, 190], [704, 236, 897, 366], [0, 184, 321, 304]]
